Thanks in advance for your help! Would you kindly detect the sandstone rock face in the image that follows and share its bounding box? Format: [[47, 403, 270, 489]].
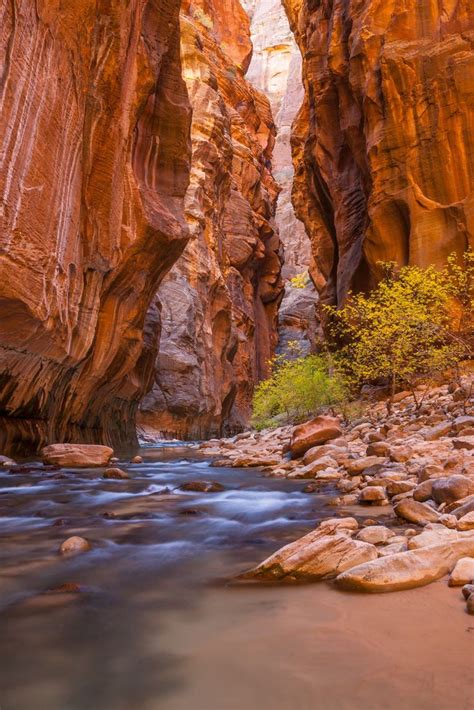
[[0, 0, 191, 452], [243, 0, 319, 356], [284, 0, 474, 306], [138, 0, 284, 439]]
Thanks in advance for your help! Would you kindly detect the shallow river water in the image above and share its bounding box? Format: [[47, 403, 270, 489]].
[[0, 446, 472, 710]]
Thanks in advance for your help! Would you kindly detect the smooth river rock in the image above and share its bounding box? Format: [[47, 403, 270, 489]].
[[336, 538, 474, 593], [42, 444, 113, 468]]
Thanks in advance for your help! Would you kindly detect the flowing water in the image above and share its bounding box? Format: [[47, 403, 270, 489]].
[[0, 446, 472, 710]]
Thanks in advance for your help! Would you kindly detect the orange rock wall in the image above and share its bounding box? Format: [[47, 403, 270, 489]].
[[0, 0, 191, 451], [139, 0, 284, 438], [284, 0, 474, 305]]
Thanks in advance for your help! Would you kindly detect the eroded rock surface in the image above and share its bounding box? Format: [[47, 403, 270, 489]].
[[0, 0, 191, 452], [284, 0, 474, 306], [138, 0, 284, 439]]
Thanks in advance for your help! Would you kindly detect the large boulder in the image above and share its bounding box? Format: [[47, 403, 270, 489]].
[[241, 518, 377, 582], [448, 557, 474, 586], [336, 537, 474, 592], [290, 416, 342, 458], [394, 499, 440, 525], [431, 475, 474, 505], [42, 444, 113, 468]]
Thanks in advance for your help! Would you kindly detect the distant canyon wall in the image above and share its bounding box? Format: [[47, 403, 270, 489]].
[[0, 0, 191, 451], [284, 0, 474, 306], [138, 0, 284, 439], [243, 0, 319, 357]]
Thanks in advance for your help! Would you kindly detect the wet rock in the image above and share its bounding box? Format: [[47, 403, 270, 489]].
[[394, 499, 440, 525], [241, 518, 375, 582], [467, 595, 474, 614], [431, 475, 474, 505], [59, 536, 91, 555], [462, 583, 474, 600], [290, 416, 342, 458], [336, 538, 474, 593], [448, 557, 474, 586], [42, 444, 113, 468], [179, 481, 225, 493], [103, 468, 130, 480], [0, 455, 16, 466], [131, 456, 143, 464]]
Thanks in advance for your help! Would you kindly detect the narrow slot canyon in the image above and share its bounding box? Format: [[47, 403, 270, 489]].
[[0, 1, 473, 708]]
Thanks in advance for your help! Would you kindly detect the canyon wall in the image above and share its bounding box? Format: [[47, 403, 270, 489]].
[[138, 0, 284, 439], [284, 0, 474, 306], [243, 0, 319, 357], [0, 0, 191, 451]]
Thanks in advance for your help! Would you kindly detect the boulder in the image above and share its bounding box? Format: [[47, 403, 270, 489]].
[[458, 512, 474, 531], [422, 421, 452, 440], [359, 486, 388, 505], [131, 455, 143, 464], [336, 538, 474, 592], [356, 526, 394, 545], [290, 416, 342, 458], [344, 457, 388, 475], [453, 436, 474, 451], [394, 499, 440, 525], [453, 416, 474, 433], [462, 583, 474, 600], [179, 480, 225, 493], [42, 444, 113, 468], [448, 557, 474, 586], [431, 475, 474, 505], [413, 480, 433, 502], [303, 444, 344, 465], [240, 518, 378, 582], [103, 468, 130, 480], [59, 536, 91, 555], [386, 480, 416, 497], [467, 595, 474, 615]]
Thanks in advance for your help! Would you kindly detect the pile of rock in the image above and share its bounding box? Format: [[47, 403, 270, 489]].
[[197, 380, 474, 610]]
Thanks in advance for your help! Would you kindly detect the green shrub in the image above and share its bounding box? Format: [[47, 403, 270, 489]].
[[325, 255, 473, 411], [251, 354, 349, 430]]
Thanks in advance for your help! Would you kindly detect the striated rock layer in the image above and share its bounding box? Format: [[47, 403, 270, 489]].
[[138, 0, 284, 439], [284, 0, 474, 306], [243, 0, 319, 357], [0, 0, 191, 452]]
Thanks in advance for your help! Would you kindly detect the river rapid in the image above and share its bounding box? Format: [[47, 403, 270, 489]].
[[0, 445, 472, 710]]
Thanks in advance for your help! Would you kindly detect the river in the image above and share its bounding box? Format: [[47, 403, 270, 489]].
[[0, 446, 472, 710]]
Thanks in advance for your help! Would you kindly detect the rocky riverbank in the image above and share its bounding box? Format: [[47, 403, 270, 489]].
[[194, 379, 474, 613]]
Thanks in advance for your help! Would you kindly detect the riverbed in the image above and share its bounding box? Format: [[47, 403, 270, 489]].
[[0, 446, 472, 709]]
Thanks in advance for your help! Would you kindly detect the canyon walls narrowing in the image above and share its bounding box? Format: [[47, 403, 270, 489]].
[[284, 0, 474, 307], [138, 0, 284, 439], [243, 0, 320, 357], [0, 0, 191, 451]]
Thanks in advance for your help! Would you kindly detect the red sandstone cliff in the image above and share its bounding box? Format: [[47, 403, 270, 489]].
[[138, 0, 284, 438], [284, 0, 474, 306], [0, 0, 191, 451]]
